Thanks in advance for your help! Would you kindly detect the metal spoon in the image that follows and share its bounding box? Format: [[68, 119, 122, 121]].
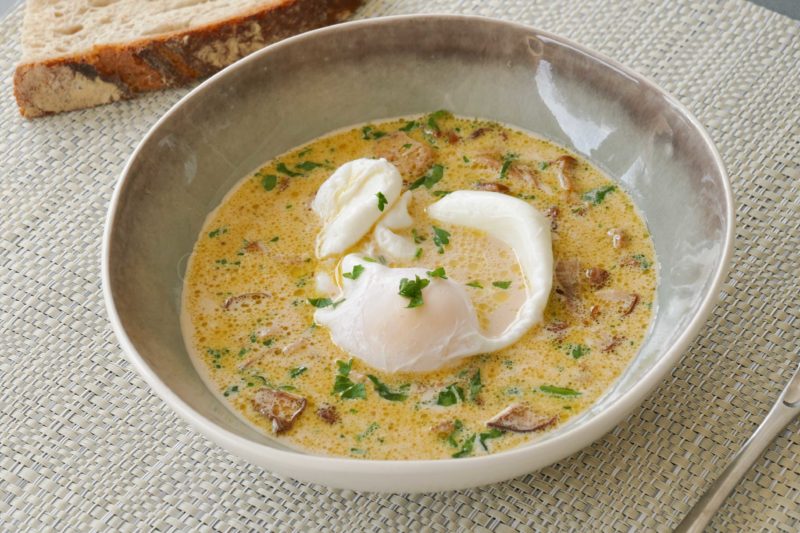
[[676, 361, 800, 532]]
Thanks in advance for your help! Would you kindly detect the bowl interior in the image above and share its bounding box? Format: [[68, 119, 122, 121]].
[[106, 17, 730, 456]]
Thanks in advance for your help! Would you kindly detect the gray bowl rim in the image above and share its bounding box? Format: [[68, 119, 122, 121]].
[[102, 13, 735, 479]]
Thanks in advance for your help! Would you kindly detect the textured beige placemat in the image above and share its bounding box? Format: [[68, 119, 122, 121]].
[[1, 1, 798, 531]]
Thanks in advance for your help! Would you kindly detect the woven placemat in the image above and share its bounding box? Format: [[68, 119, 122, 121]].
[[1, 0, 798, 531]]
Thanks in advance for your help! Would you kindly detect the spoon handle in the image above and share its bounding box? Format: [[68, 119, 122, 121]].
[[676, 364, 800, 533]]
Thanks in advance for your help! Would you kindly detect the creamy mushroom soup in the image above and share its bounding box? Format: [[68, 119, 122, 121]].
[[181, 112, 657, 460]]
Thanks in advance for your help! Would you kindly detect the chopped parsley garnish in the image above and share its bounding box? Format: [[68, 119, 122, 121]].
[[208, 227, 227, 238], [432, 190, 452, 197], [432, 226, 451, 254], [399, 120, 418, 132], [342, 264, 365, 280], [499, 153, 518, 180], [446, 419, 464, 447], [333, 359, 366, 399], [295, 161, 323, 171], [270, 235, 280, 242], [362, 256, 378, 263], [356, 422, 379, 441], [414, 247, 423, 259], [367, 375, 409, 401], [468, 370, 482, 402], [350, 448, 367, 455], [492, 280, 511, 289], [401, 143, 412, 150], [539, 385, 582, 397], [308, 297, 345, 309], [398, 275, 430, 308], [412, 229, 425, 244], [361, 125, 387, 140], [259, 173, 278, 191], [437, 384, 465, 406], [427, 267, 447, 279], [426, 109, 451, 132], [632, 254, 652, 270], [452, 434, 476, 458], [289, 366, 308, 378], [466, 281, 483, 289], [539, 161, 550, 170], [278, 385, 297, 392], [276, 162, 301, 177], [582, 185, 617, 205], [376, 191, 388, 211], [567, 344, 590, 360], [408, 163, 444, 190], [297, 147, 312, 157], [478, 428, 504, 450], [223, 385, 239, 397], [463, 155, 470, 163]]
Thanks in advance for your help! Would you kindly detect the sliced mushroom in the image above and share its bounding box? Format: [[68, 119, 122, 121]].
[[607, 228, 627, 249], [222, 292, 270, 311], [281, 337, 307, 355], [555, 258, 581, 300], [374, 132, 434, 178], [252, 388, 307, 434], [469, 127, 491, 139], [316, 403, 339, 425], [595, 289, 639, 315], [590, 333, 625, 353], [585, 267, 610, 289], [473, 181, 510, 193], [589, 305, 601, 320], [486, 403, 558, 433], [552, 155, 577, 191], [545, 320, 569, 333]]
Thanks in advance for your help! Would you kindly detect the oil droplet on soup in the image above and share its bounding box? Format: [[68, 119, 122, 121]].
[[181, 113, 657, 460]]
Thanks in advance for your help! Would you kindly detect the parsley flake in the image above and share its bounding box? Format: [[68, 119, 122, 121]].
[[539, 385, 582, 397], [582, 185, 616, 205], [333, 359, 366, 399], [289, 366, 307, 378], [308, 298, 346, 309], [567, 344, 589, 360], [409, 164, 444, 190], [432, 226, 451, 254], [208, 227, 227, 238], [437, 384, 464, 406], [426, 109, 451, 132], [499, 153, 518, 180], [376, 191, 388, 211], [466, 281, 483, 289], [276, 162, 301, 177], [427, 267, 447, 279], [478, 428, 504, 450], [398, 275, 430, 308], [399, 120, 418, 132], [492, 281, 512, 289], [343, 264, 365, 280], [362, 125, 387, 140], [452, 434, 476, 458], [367, 375, 409, 401], [295, 161, 323, 171], [259, 173, 278, 191], [468, 370, 482, 402]]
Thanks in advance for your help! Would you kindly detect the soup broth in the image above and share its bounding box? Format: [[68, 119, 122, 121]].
[[182, 113, 657, 460]]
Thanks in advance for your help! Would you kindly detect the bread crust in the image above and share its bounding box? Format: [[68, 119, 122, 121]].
[[14, 0, 364, 118]]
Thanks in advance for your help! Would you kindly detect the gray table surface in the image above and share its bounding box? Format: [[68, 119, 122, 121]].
[[1, 0, 799, 21]]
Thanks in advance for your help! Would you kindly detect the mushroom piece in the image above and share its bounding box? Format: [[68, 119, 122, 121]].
[[590, 333, 625, 353], [585, 267, 610, 289], [545, 206, 559, 230], [252, 387, 307, 434], [373, 132, 434, 179], [222, 292, 270, 311], [473, 181, 510, 193], [552, 155, 577, 191], [486, 403, 558, 433], [469, 126, 491, 139], [595, 289, 640, 315], [555, 258, 581, 300], [316, 404, 339, 425]]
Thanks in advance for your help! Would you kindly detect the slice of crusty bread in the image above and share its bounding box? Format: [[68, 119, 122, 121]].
[[14, 0, 363, 118]]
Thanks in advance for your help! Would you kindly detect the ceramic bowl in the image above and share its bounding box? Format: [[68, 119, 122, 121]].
[[103, 15, 734, 492]]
